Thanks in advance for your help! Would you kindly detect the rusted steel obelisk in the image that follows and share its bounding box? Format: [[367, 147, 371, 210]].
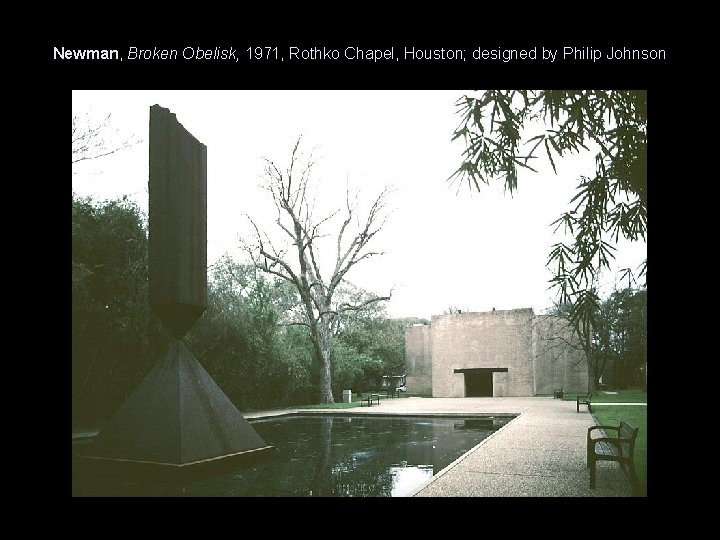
[[81, 105, 272, 471]]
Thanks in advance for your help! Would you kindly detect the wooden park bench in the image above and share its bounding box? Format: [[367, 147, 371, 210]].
[[577, 393, 592, 413], [553, 388, 564, 399], [361, 393, 380, 406], [587, 420, 639, 492]]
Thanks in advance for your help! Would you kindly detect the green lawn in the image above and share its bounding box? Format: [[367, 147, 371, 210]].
[[585, 390, 647, 496], [562, 389, 647, 403]]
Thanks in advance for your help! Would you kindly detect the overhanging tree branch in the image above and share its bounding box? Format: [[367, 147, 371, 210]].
[[451, 90, 647, 393]]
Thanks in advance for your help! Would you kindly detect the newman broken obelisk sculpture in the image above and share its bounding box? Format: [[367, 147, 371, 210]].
[[81, 105, 272, 470]]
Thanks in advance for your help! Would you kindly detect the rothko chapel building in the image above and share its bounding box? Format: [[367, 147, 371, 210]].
[[405, 308, 588, 397]]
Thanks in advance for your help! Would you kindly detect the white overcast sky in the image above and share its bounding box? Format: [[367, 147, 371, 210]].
[[71, 90, 646, 320]]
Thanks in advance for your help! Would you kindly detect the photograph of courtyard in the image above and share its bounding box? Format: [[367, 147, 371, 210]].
[[72, 90, 647, 497]]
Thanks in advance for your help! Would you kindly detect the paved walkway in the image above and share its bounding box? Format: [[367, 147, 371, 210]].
[[73, 397, 640, 496], [401, 397, 637, 497]]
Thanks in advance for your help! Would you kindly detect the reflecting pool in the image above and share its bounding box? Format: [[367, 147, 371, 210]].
[[73, 414, 515, 496]]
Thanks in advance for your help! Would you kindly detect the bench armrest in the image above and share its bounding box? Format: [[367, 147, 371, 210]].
[[592, 437, 623, 446], [592, 437, 634, 450], [588, 425, 619, 442], [588, 425, 619, 434]]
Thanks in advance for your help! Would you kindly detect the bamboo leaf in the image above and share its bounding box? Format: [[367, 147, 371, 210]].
[[544, 139, 557, 174]]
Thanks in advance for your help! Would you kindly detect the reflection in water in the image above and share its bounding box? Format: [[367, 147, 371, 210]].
[[454, 418, 504, 430], [73, 415, 514, 496], [389, 464, 434, 496], [311, 416, 333, 496]]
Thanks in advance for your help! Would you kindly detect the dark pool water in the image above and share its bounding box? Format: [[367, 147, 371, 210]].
[[73, 414, 514, 497]]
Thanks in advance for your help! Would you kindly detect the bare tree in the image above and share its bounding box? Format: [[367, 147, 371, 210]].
[[72, 111, 139, 166], [246, 138, 392, 403]]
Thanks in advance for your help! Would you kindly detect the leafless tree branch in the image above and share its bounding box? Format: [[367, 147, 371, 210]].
[[245, 136, 392, 403], [72, 112, 140, 166], [280, 321, 312, 329]]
